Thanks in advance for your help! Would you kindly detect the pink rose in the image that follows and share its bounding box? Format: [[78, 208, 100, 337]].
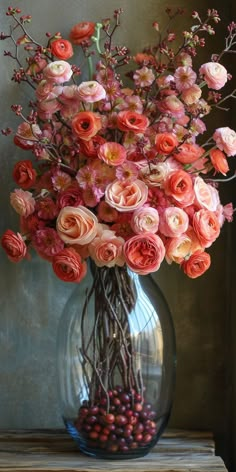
[[181, 250, 211, 278], [194, 176, 220, 211], [193, 209, 221, 248], [43, 60, 73, 84], [124, 233, 165, 274], [1, 229, 27, 263], [89, 229, 125, 267], [10, 189, 35, 217], [199, 62, 227, 90], [105, 179, 148, 212], [131, 206, 159, 234], [52, 247, 87, 283], [159, 207, 189, 237], [213, 127, 236, 157], [56, 205, 98, 245], [76, 81, 106, 102]]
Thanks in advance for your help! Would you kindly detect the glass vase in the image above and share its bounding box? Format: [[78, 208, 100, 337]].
[[57, 263, 176, 459]]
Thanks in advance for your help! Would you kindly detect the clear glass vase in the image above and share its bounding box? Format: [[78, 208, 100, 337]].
[[57, 263, 176, 459]]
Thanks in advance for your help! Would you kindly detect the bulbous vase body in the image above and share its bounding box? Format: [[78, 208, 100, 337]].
[[57, 264, 176, 459]]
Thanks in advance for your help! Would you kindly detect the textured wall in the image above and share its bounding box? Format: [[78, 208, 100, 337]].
[[0, 0, 234, 467]]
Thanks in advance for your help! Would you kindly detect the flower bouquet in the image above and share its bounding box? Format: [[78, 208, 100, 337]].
[[0, 6, 235, 459]]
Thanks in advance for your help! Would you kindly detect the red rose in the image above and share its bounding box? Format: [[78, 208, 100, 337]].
[[181, 251, 211, 278], [52, 247, 87, 283], [1, 229, 27, 262], [13, 160, 37, 190], [69, 21, 95, 45], [50, 39, 73, 60]]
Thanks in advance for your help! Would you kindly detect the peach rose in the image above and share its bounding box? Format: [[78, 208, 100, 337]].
[[117, 111, 150, 133], [43, 60, 73, 84], [89, 229, 125, 267], [159, 207, 189, 237], [131, 206, 159, 234], [164, 170, 195, 207], [209, 149, 229, 175], [10, 189, 35, 217], [124, 233, 165, 274], [165, 234, 192, 264], [69, 21, 95, 45], [13, 160, 37, 190], [72, 111, 102, 141], [192, 209, 220, 248], [50, 39, 74, 60], [181, 250, 211, 278], [52, 247, 87, 283], [199, 62, 227, 90], [105, 179, 148, 212], [213, 127, 236, 157], [155, 133, 178, 155], [194, 176, 220, 211], [76, 81, 106, 103], [1, 229, 27, 263], [56, 205, 98, 245]]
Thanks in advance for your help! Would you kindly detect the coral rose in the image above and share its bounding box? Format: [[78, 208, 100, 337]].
[[116, 111, 149, 133], [173, 143, 205, 164], [72, 111, 102, 141], [124, 233, 165, 275], [199, 62, 228, 90], [13, 160, 37, 190], [192, 209, 220, 248], [164, 170, 194, 207], [50, 39, 73, 60], [155, 133, 178, 155], [69, 21, 95, 45], [52, 247, 87, 283], [181, 250, 211, 278], [105, 179, 148, 212], [209, 149, 229, 175], [89, 229, 125, 267], [43, 60, 73, 84], [56, 205, 98, 245], [213, 127, 236, 157], [1, 229, 27, 263]]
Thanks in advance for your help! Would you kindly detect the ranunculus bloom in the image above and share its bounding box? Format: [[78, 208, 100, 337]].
[[14, 122, 42, 150], [181, 84, 202, 105], [164, 170, 195, 207], [1, 229, 27, 263], [155, 133, 178, 155], [76, 81, 106, 103], [193, 209, 221, 248], [72, 111, 102, 141], [199, 62, 228, 90], [181, 250, 211, 278], [159, 207, 189, 237], [50, 39, 74, 60], [213, 127, 236, 157], [123, 233, 165, 274], [10, 189, 35, 217], [209, 148, 229, 175], [157, 95, 185, 118], [131, 206, 159, 234], [79, 135, 106, 158], [194, 176, 220, 211], [139, 159, 180, 187], [13, 160, 37, 190], [173, 143, 205, 164], [43, 60, 73, 84], [116, 111, 149, 133], [89, 229, 125, 267], [56, 205, 98, 245], [165, 234, 192, 264], [105, 179, 148, 212], [69, 21, 95, 45], [52, 247, 87, 283], [98, 142, 126, 166]]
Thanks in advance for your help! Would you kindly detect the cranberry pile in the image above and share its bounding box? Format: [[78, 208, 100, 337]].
[[74, 386, 157, 453]]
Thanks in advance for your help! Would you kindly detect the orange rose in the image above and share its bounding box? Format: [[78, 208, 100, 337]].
[[72, 111, 102, 141], [1, 229, 27, 263], [52, 248, 87, 283], [50, 39, 74, 60], [69, 21, 95, 45], [117, 111, 149, 133], [209, 148, 229, 176], [124, 233, 165, 274], [155, 133, 178, 155], [173, 143, 205, 164], [56, 205, 98, 245], [13, 160, 37, 190], [164, 170, 195, 207], [181, 250, 211, 278], [192, 209, 220, 248]]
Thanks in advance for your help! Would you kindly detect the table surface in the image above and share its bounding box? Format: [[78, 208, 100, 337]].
[[0, 429, 228, 472]]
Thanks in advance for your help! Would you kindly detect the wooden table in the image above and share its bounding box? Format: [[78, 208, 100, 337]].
[[0, 429, 228, 471]]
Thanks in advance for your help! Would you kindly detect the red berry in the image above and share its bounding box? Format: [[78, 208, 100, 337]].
[[104, 413, 115, 424], [115, 414, 128, 426], [143, 433, 152, 443], [99, 434, 108, 442], [89, 431, 98, 439]]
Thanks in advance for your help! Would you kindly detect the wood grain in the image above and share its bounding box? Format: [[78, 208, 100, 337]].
[[0, 429, 227, 472]]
